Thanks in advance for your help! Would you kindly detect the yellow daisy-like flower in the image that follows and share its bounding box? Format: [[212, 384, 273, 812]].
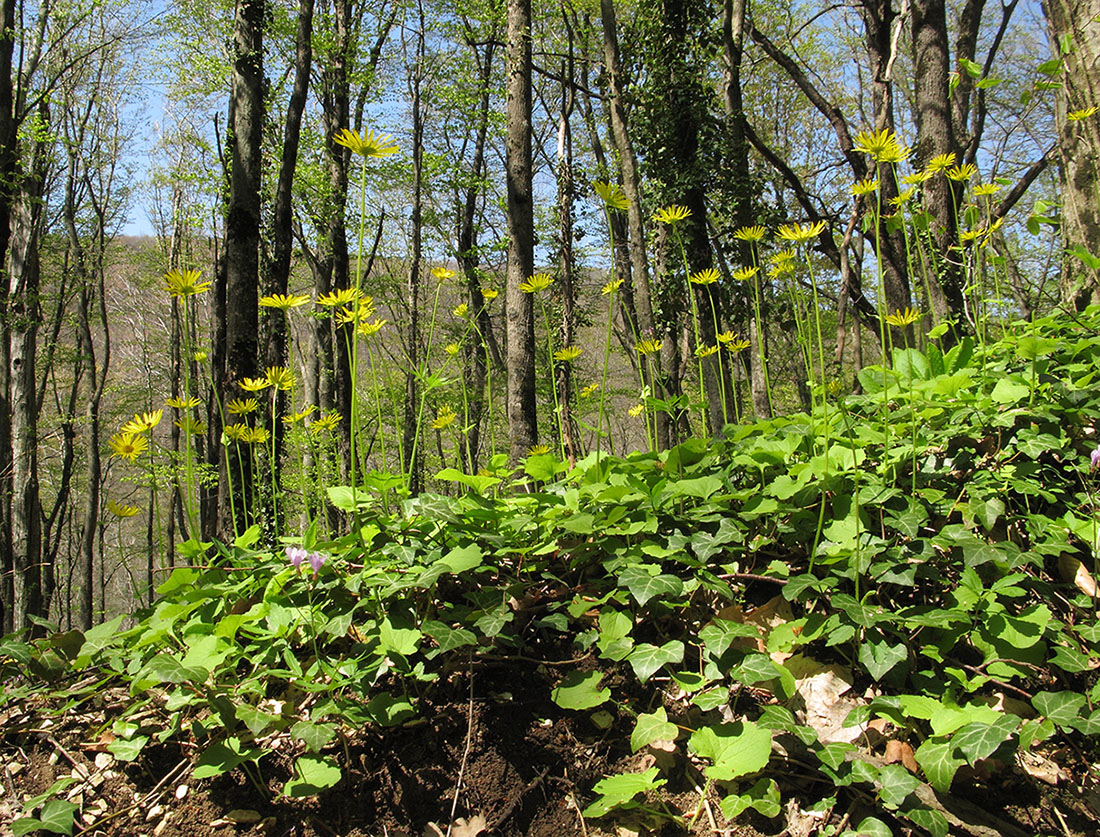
[[222, 423, 250, 443], [602, 278, 623, 295], [946, 163, 978, 182], [121, 410, 163, 435], [310, 412, 341, 435], [259, 293, 310, 311], [240, 377, 271, 393], [724, 338, 751, 353], [890, 188, 916, 207], [593, 180, 630, 211], [163, 269, 211, 299], [165, 396, 201, 410], [690, 268, 720, 285], [193, 351, 208, 362], [453, 303, 468, 318], [581, 383, 600, 397], [628, 404, 645, 417], [175, 416, 206, 434], [245, 426, 270, 445], [1068, 107, 1098, 121], [316, 287, 358, 308], [716, 331, 737, 344], [695, 344, 718, 358], [333, 127, 398, 159], [432, 266, 455, 282], [444, 343, 461, 356], [227, 397, 259, 415], [519, 272, 553, 293], [777, 220, 827, 244], [358, 318, 387, 337], [265, 366, 295, 391], [733, 225, 766, 242], [732, 266, 759, 282], [851, 177, 879, 196], [770, 249, 796, 265], [635, 338, 663, 356], [653, 205, 692, 224], [554, 346, 583, 363], [284, 405, 317, 424], [106, 499, 141, 519], [901, 170, 932, 185], [768, 263, 793, 279], [527, 444, 551, 456], [481, 287, 499, 301], [108, 432, 148, 461], [884, 306, 922, 327], [972, 183, 1001, 197], [432, 406, 457, 430], [853, 128, 908, 163], [924, 152, 956, 174]]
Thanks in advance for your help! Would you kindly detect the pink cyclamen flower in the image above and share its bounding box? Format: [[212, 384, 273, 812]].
[[1091, 445, 1100, 470], [307, 551, 327, 574], [286, 546, 308, 570]]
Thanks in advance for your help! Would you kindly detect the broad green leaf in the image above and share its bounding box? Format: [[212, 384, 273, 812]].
[[915, 738, 965, 791], [193, 738, 265, 779], [665, 475, 723, 499], [552, 670, 610, 710], [106, 734, 149, 762], [851, 816, 893, 837], [903, 806, 950, 837], [990, 377, 1028, 404], [283, 755, 342, 797], [441, 544, 483, 574], [434, 467, 501, 494], [876, 763, 921, 808], [582, 768, 664, 818], [720, 777, 781, 819], [422, 620, 477, 653], [13, 800, 78, 837], [618, 565, 684, 606], [291, 720, 336, 752], [236, 704, 278, 737], [631, 707, 679, 752], [627, 640, 684, 683], [857, 637, 907, 681], [368, 692, 417, 726], [699, 618, 759, 659], [950, 715, 1018, 764], [379, 617, 421, 656], [524, 453, 563, 482], [1032, 690, 1086, 727], [689, 721, 772, 781]]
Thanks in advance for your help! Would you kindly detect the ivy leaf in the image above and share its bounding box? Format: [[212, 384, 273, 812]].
[[193, 737, 265, 779], [283, 755, 342, 797], [552, 671, 610, 710], [627, 641, 684, 683], [581, 768, 664, 818], [12, 800, 79, 837], [1032, 690, 1086, 727], [422, 620, 477, 653], [858, 636, 908, 681], [950, 715, 1018, 765], [903, 806, 950, 837], [618, 565, 683, 606], [915, 738, 965, 792], [689, 720, 772, 781], [291, 720, 336, 753], [876, 763, 921, 808], [631, 707, 679, 752]]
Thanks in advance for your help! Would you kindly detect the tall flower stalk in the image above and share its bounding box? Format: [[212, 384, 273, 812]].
[[733, 225, 774, 415], [519, 272, 565, 461]]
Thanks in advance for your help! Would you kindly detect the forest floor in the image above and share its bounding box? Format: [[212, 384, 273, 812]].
[[3, 647, 1099, 837]]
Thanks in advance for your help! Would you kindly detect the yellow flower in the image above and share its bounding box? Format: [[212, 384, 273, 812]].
[[959, 228, 982, 244], [768, 263, 793, 279], [946, 163, 977, 182], [890, 188, 916, 207], [901, 170, 932, 185], [884, 306, 922, 327], [695, 344, 718, 358], [227, 397, 259, 415], [593, 181, 630, 211], [265, 366, 295, 391], [653, 205, 691, 224], [444, 343, 461, 356], [453, 303, 468, 318], [732, 225, 766, 242], [628, 404, 645, 417], [333, 127, 398, 158], [519, 272, 553, 293], [106, 499, 140, 519], [724, 338, 751, 353], [716, 331, 737, 344], [163, 269, 211, 299], [432, 406, 457, 430], [245, 426, 270, 445], [732, 266, 759, 282], [223, 423, 250, 443], [121, 410, 163, 435], [581, 383, 599, 397], [284, 405, 317, 424], [602, 278, 623, 295], [554, 346, 583, 363], [108, 432, 148, 461], [316, 288, 358, 308], [851, 177, 879, 196], [972, 183, 1001, 197], [853, 128, 908, 163], [777, 220, 827, 244], [310, 412, 342, 435], [240, 377, 271, 393], [1068, 107, 1098, 121], [690, 268, 720, 285], [481, 287, 499, 301], [259, 293, 310, 311], [770, 249, 796, 265], [175, 416, 206, 434], [358, 318, 387, 337], [635, 338, 663, 356], [432, 266, 455, 282], [924, 152, 956, 174], [193, 351, 207, 363], [166, 396, 201, 410], [526, 444, 551, 456]]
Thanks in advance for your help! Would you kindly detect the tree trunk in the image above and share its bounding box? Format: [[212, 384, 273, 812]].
[[504, 0, 537, 461]]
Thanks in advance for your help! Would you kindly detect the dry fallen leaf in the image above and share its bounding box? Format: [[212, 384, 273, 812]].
[[423, 815, 488, 837], [1059, 554, 1098, 598], [785, 654, 865, 745], [883, 739, 919, 773]]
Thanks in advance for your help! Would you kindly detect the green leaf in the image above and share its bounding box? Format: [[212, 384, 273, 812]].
[[990, 377, 1029, 404], [851, 816, 894, 837], [915, 738, 965, 791], [903, 806, 950, 837], [379, 617, 421, 656], [235, 704, 277, 737], [631, 707, 679, 752], [291, 720, 336, 752], [441, 544, 483, 574], [13, 799, 79, 837], [283, 755, 342, 797], [618, 565, 684, 606], [193, 738, 265, 779], [422, 620, 477, 653], [1032, 690, 1086, 727], [1069, 244, 1100, 270], [552, 670, 610, 710], [665, 475, 723, 499], [857, 636, 908, 681], [689, 721, 772, 781], [368, 692, 417, 726], [951, 715, 1018, 764], [106, 734, 149, 762], [524, 453, 564, 482], [627, 641, 684, 683], [582, 768, 664, 818], [720, 777, 782, 819], [876, 763, 921, 808]]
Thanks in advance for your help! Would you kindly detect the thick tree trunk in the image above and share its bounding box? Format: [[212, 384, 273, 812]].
[[504, 0, 537, 461]]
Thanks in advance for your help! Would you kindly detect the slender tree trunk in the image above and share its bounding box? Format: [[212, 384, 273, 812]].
[[556, 45, 579, 461], [505, 0, 537, 461], [404, 5, 425, 493]]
